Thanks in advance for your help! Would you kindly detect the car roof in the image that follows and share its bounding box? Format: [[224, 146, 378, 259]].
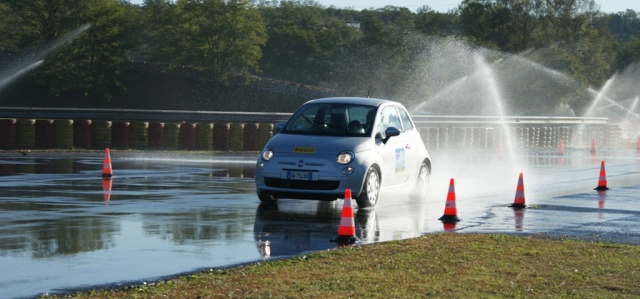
[[304, 97, 393, 107]]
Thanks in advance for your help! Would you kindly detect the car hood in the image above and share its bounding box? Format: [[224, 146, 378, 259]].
[[268, 133, 372, 155]]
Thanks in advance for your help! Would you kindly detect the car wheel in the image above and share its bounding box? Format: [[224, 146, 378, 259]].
[[258, 191, 278, 203], [412, 162, 430, 200], [356, 167, 380, 208]]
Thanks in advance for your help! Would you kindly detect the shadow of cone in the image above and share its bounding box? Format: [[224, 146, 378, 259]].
[[557, 138, 565, 156], [102, 179, 112, 202], [439, 178, 460, 223], [509, 173, 526, 209], [590, 137, 597, 154], [594, 160, 609, 191], [101, 148, 113, 178], [330, 189, 358, 244]]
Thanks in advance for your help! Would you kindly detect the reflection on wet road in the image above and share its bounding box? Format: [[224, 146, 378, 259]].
[[0, 150, 638, 298]]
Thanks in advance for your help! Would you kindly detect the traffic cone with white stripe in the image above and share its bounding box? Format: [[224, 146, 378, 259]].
[[101, 148, 113, 178], [590, 137, 597, 154], [439, 178, 460, 223], [331, 189, 358, 244], [509, 173, 526, 209], [594, 160, 609, 191]]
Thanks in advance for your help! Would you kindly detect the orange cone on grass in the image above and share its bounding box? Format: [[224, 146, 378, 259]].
[[510, 172, 527, 209], [594, 160, 609, 191], [101, 148, 113, 178], [331, 189, 357, 244], [439, 178, 460, 223]]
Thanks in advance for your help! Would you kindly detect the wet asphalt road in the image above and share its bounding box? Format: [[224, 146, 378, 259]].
[[0, 149, 639, 299]]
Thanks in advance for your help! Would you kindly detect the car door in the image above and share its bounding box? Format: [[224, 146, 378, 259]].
[[376, 105, 412, 187]]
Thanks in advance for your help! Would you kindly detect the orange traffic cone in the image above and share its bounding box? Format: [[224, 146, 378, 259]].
[[101, 148, 113, 178], [331, 189, 358, 244], [636, 136, 640, 150], [510, 172, 526, 209], [594, 160, 609, 191], [590, 137, 597, 154], [557, 138, 564, 156], [102, 178, 112, 202], [439, 178, 460, 223]]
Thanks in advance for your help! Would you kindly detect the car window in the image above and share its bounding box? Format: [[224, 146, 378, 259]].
[[282, 103, 377, 137], [398, 107, 414, 131], [378, 106, 402, 136]]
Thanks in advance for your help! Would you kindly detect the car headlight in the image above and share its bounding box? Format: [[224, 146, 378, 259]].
[[261, 148, 274, 161], [336, 151, 354, 165]]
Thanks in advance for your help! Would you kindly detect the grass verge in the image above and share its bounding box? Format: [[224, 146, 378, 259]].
[[48, 233, 640, 298]]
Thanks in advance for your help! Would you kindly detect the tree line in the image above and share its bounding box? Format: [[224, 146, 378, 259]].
[[0, 0, 638, 113]]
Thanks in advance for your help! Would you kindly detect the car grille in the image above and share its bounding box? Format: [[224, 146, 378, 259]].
[[264, 178, 340, 190]]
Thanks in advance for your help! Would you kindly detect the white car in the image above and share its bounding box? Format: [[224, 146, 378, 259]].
[[255, 97, 431, 208]]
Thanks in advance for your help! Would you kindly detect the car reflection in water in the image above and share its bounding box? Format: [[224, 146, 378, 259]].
[[253, 198, 430, 258]]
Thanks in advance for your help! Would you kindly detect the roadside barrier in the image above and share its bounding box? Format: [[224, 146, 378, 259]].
[[15, 119, 36, 149], [91, 120, 111, 149], [147, 122, 164, 150], [0, 114, 626, 152], [331, 189, 357, 244], [111, 121, 130, 149], [129, 121, 148, 149], [257, 123, 274, 150], [53, 119, 73, 149], [229, 123, 244, 151], [35, 119, 54, 148], [179, 122, 196, 150], [73, 120, 92, 149], [243, 122, 259, 151], [196, 122, 213, 150], [0, 119, 16, 148], [163, 122, 180, 150], [213, 123, 230, 151]]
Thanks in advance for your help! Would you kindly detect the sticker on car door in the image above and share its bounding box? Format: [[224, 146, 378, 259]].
[[395, 148, 405, 173]]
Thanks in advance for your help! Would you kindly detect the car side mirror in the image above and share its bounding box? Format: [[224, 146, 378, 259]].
[[274, 122, 285, 133], [382, 127, 401, 144]]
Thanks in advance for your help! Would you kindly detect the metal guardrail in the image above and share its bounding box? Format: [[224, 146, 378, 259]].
[[0, 107, 609, 125], [0, 107, 292, 123]]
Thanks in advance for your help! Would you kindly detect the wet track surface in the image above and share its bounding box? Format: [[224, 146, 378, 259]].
[[0, 149, 639, 298]]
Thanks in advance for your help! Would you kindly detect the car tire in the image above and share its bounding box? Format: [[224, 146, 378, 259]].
[[412, 162, 430, 200], [258, 191, 278, 203], [356, 167, 380, 208]]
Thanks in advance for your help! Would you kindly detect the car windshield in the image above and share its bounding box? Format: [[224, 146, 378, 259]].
[[282, 103, 378, 137]]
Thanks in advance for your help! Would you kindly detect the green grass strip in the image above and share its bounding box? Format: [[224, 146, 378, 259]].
[[48, 233, 640, 298]]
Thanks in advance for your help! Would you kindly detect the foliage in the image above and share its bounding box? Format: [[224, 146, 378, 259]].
[[144, 0, 267, 82], [0, 0, 638, 112]]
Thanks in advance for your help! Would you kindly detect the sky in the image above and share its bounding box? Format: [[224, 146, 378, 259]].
[[128, 0, 639, 13]]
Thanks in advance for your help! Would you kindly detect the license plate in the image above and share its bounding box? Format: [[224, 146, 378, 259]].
[[287, 170, 312, 180]]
